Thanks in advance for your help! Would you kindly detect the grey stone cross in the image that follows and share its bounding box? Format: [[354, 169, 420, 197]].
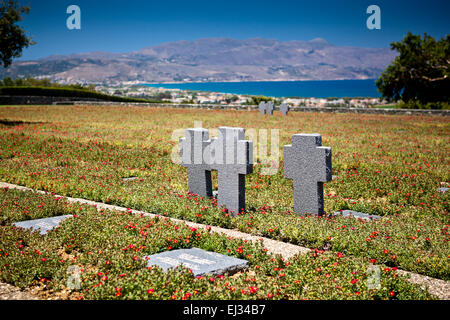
[[280, 103, 289, 115], [266, 101, 274, 115], [283, 133, 332, 215], [259, 101, 266, 114], [259, 101, 273, 115], [179, 128, 214, 197], [210, 127, 253, 215]]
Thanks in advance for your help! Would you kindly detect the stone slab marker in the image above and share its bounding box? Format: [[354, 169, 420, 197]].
[[333, 210, 381, 221], [13, 215, 73, 235], [180, 128, 214, 197], [143, 247, 248, 276], [210, 127, 253, 215], [280, 103, 289, 115], [283, 133, 332, 215], [438, 187, 449, 193]]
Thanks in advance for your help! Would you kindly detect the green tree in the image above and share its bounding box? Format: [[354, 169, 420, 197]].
[[376, 32, 449, 107], [0, 0, 34, 68], [245, 95, 273, 105]]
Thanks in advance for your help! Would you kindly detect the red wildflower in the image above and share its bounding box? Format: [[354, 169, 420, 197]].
[[248, 286, 258, 294]]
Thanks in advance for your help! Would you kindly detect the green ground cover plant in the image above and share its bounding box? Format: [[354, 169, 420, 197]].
[[0, 105, 448, 282], [0, 187, 433, 300]]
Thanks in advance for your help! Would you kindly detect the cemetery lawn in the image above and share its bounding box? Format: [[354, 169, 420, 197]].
[[0, 187, 433, 299], [0, 105, 448, 283]]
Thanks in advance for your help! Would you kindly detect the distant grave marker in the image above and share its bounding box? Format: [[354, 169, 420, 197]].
[[266, 101, 274, 115], [258, 101, 273, 115], [259, 101, 266, 115], [284, 133, 332, 215], [280, 103, 289, 115], [143, 247, 248, 276], [13, 215, 73, 235]]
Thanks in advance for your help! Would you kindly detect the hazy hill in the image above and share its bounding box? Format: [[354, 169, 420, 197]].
[[0, 37, 396, 83]]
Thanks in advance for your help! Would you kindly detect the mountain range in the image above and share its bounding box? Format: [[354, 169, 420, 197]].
[[0, 37, 397, 84]]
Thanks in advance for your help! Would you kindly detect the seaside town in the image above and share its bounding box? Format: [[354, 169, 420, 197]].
[[94, 82, 386, 108]]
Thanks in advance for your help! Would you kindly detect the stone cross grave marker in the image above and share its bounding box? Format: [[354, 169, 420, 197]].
[[266, 101, 274, 115], [143, 247, 248, 276], [179, 128, 214, 197], [210, 127, 253, 215], [13, 215, 73, 235], [280, 103, 289, 115], [283, 133, 332, 215], [259, 101, 266, 115]]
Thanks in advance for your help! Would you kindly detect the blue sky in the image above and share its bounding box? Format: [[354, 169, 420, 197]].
[[17, 0, 450, 60]]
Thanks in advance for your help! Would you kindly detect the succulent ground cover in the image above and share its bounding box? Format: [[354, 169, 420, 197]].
[[0, 187, 433, 299], [0, 105, 448, 284]]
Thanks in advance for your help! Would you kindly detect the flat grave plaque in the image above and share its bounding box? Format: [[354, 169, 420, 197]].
[[143, 247, 248, 276], [333, 210, 381, 221], [122, 176, 139, 181], [13, 215, 73, 235]]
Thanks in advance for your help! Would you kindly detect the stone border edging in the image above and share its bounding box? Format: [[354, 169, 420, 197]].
[[1, 181, 449, 300]]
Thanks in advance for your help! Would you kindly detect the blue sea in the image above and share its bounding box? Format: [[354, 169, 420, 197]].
[[143, 79, 380, 98]]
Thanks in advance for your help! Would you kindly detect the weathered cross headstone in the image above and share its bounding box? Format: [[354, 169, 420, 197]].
[[280, 103, 289, 115], [259, 101, 266, 115], [210, 127, 253, 215], [284, 133, 332, 215], [143, 247, 248, 276], [259, 101, 273, 115], [179, 128, 214, 197], [13, 215, 73, 235], [266, 101, 274, 115]]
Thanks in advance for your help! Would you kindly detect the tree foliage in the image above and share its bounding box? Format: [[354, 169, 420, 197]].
[[0, 0, 34, 68], [244, 95, 274, 105], [0, 76, 96, 90], [376, 32, 450, 107]]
